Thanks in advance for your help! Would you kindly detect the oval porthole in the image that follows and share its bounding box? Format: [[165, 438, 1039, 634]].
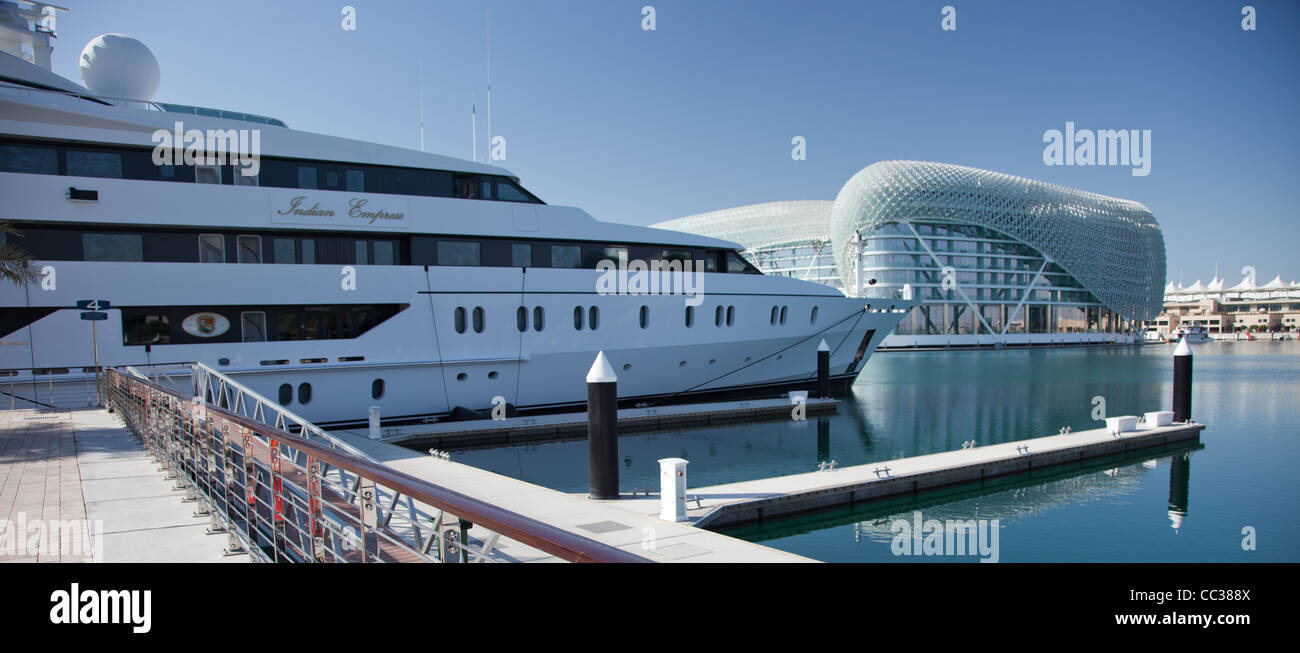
[[472, 306, 485, 333], [726, 305, 734, 327], [574, 306, 584, 330], [810, 306, 819, 324], [533, 306, 545, 332], [516, 306, 527, 332], [278, 383, 292, 405], [488, 370, 499, 379], [639, 305, 649, 329], [780, 306, 788, 325], [770, 306, 778, 325], [678, 361, 687, 367], [685, 306, 694, 328], [371, 378, 384, 399], [715, 305, 723, 327], [456, 372, 468, 382], [589, 306, 599, 330], [298, 382, 312, 404], [708, 359, 716, 365], [622, 363, 632, 371], [454, 307, 467, 334]]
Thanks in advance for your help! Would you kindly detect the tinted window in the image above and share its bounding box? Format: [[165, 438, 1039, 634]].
[[83, 234, 142, 261], [497, 180, 531, 202], [533, 306, 544, 331], [273, 238, 295, 264], [472, 306, 484, 333], [512, 243, 532, 267], [438, 241, 480, 266], [278, 384, 292, 405], [374, 241, 395, 265], [297, 166, 317, 189], [199, 234, 224, 263], [67, 151, 123, 178], [346, 170, 365, 191], [454, 307, 466, 333], [551, 245, 581, 268], [241, 311, 267, 342], [237, 235, 261, 263], [0, 145, 57, 174]]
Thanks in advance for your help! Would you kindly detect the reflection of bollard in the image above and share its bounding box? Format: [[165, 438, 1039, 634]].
[[587, 351, 619, 500], [816, 416, 830, 462], [1168, 453, 1191, 533], [817, 339, 830, 398], [1172, 338, 1193, 422], [368, 406, 380, 440], [659, 458, 689, 522]]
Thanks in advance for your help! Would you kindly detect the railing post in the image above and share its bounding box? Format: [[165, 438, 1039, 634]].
[[242, 426, 258, 558], [269, 437, 287, 562], [306, 456, 325, 562]]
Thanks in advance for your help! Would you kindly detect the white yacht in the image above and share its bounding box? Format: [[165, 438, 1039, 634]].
[[0, 11, 912, 426], [1168, 325, 1210, 344]]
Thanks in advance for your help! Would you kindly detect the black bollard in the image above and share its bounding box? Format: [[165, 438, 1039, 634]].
[[587, 351, 619, 500], [1172, 338, 1193, 423], [817, 339, 830, 398]]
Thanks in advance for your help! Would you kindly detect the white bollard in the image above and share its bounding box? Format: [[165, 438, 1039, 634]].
[[658, 458, 689, 522], [369, 406, 380, 440]]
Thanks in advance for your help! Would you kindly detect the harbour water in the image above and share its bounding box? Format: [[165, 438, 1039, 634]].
[[451, 342, 1299, 562]]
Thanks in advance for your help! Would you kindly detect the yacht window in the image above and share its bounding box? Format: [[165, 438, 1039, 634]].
[[810, 306, 819, 324], [454, 174, 483, 199], [277, 313, 299, 340], [496, 180, 531, 202], [481, 178, 494, 200], [371, 378, 385, 399], [297, 166, 317, 189], [298, 383, 312, 404], [661, 249, 693, 265], [301, 239, 316, 264], [0, 145, 57, 175], [516, 306, 527, 332], [273, 238, 295, 264], [715, 305, 723, 327], [325, 171, 340, 188], [589, 306, 599, 330], [770, 306, 778, 325], [278, 384, 292, 405], [241, 311, 267, 342], [726, 305, 734, 326], [237, 235, 262, 263], [159, 164, 176, 178], [726, 252, 755, 274], [512, 243, 532, 267], [83, 234, 143, 262], [234, 165, 258, 186], [551, 245, 581, 268], [346, 170, 365, 192], [383, 174, 400, 194], [122, 314, 170, 345], [196, 164, 221, 184], [583, 246, 627, 268], [438, 241, 480, 266], [454, 307, 467, 334], [640, 305, 649, 329], [199, 234, 225, 262], [373, 241, 395, 265], [533, 306, 544, 331], [67, 151, 122, 178], [685, 306, 695, 328], [780, 306, 788, 325], [573, 306, 584, 330], [472, 307, 485, 333], [704, 254, 717, 273], [355, 240, 368, 265]]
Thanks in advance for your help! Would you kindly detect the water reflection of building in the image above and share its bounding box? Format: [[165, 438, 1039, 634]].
[[655, 161, 1166, 349]]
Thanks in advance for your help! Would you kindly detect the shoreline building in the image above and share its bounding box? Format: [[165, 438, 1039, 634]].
[[655, 160, 1167, 349], [1157, 275, 1300, 337]]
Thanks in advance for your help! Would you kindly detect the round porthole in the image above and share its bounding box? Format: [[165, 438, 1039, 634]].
[[622, 363, 631, 371], [708, 359, 716, 365], [297, 383, 312, 404], [488, 370, 499, 379], [678, 361, 687, 367], [456, 372, 468, 382], [278, 384, 292, 405]]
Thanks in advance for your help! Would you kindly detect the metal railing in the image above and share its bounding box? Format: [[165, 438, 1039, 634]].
[[104, 366, 647, 563]]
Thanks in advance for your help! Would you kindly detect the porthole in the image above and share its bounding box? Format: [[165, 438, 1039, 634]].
[[685, 306, 695, 328], [708, 359, 716, 365], [278, 383, 292, 405], [516, 306, 527, 332], [810, 306, 819, 324], [297, 382, 312, 404], [745, 356, 752, 362], [639, 305, 649, 329], [715, 305, 723, 327], [726, 305, 734, 326], [589, 306, 599, 330], [472, 306, 484, 333], [454, 306, 467, 333], [678, 360, 687, 367], [371, 378, 385, 399], [218, 357, 230, 366], [456, 372, 468, 382], [770, 306, 778, 325], [488, 370, 499, 379], [780, 306, 788, 325], [533, 306, 545, 331], [622, 363, 632, 371], [574, 306, 584, 330]]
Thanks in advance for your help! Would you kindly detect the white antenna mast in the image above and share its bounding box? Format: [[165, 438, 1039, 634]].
[[486, 13, 492, 163], [418, 60, 425, 152], [472, 90, 477, 163]]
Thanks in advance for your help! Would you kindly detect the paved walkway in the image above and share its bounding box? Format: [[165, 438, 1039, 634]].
[[0, 408, 243, 563]]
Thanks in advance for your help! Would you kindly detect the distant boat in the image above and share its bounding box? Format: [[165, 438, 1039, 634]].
[[1167, 326, 1210, 344]]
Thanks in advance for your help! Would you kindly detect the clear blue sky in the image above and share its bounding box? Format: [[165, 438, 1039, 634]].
[[49, 0, 1299, 284]]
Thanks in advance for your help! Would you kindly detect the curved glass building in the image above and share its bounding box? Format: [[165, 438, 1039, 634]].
[[655, 160, 1167, 348]]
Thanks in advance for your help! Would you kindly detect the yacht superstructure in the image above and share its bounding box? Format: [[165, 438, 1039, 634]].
[[0, 10, 912, 425]]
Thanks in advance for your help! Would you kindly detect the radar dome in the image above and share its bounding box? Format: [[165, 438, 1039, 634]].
[[79, 34, 160, 101]]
